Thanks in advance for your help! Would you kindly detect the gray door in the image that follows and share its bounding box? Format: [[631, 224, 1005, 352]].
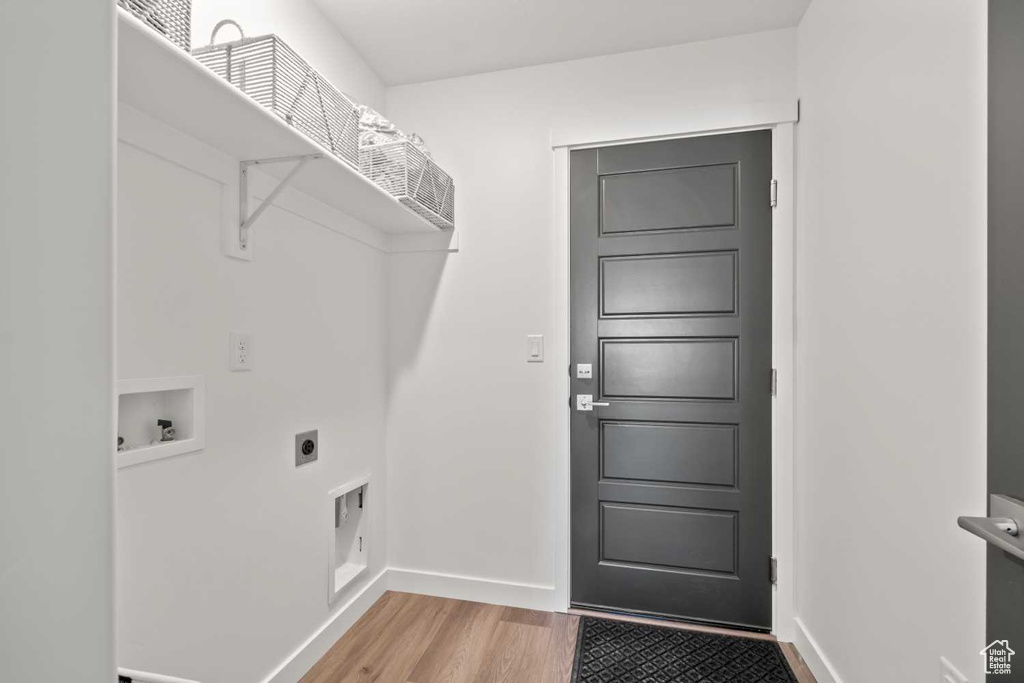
[[570, 132, 773, 630], [988, 0, 1024, 668]]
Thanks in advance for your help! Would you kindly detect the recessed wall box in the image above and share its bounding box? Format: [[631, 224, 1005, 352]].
[[116, 376, 205, 469], [328, 476, 370, 604]]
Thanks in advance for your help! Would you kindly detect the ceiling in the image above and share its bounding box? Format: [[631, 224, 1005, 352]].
[[312, 0, 811, 86]]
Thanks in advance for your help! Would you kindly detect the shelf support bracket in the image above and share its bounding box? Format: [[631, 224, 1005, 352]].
[[239, 154, 324, 250]]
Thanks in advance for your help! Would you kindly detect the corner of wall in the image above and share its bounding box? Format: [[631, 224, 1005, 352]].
[[792, 617, 842, 683]]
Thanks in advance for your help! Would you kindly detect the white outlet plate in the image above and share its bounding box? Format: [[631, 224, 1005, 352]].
[[229, 331, 254, 371]]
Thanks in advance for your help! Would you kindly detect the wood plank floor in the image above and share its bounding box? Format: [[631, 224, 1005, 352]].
[[301, 592, 578, 683], [300, 591, 816, 683]]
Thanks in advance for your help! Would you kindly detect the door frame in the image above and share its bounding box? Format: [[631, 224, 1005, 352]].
[[550, 100, 798, 640]]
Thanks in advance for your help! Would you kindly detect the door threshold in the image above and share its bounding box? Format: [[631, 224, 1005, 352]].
[[568, 605, 775, 642]]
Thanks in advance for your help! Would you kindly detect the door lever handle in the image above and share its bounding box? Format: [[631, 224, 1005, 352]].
[[959, 494, 1024, 562], [576, 395, 610, 411], [993, 518, 1020, 536]]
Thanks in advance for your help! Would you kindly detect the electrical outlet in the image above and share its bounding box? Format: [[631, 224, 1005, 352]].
[[295, 430, 318, 467], [229, 331, 253, 371], [940, 657, 968, 683]]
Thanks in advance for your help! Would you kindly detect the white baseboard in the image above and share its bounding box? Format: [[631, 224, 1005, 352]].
[[387, 567, 558, 612], [261, 569, 388, 683], [792, 617, 842, 683], [118, 669, 201, 683]]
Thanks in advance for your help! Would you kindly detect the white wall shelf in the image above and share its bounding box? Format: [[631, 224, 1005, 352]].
[[117, 376, 206, 469], [327, 476, 370, 605], [117, 8, 443, 237]]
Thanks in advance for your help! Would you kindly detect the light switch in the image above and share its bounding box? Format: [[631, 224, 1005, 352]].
[[527, 335, 544, 363], [577, 363, 593, 379]]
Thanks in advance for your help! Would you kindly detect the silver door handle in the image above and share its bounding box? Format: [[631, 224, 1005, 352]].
[[576, 395, 611, 411], [958, 494, 1024, 562]]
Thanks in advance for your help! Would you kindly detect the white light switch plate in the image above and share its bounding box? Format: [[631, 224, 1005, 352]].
[[229, 331, 253, 371], [527, 335, 544, 363]]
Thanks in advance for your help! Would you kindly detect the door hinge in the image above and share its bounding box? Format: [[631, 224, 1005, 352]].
[[770, 179, 779, 208], [769, 557, 778, 584], [770, 368, 778, 397]]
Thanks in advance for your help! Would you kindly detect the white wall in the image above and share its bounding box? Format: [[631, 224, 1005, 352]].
[[114, 5, 390, 681], [384, 30, 797, 606], [115, 110, 389, 682], [191, 0, 385, 111], [795, 1, 987, 681], [0, 2, 116, 682]]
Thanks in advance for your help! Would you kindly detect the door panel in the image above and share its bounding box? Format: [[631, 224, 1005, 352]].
[[570, 131, 772, 629], [601, 503, 737, 574], [598, 480, 741, 511], [601, 421, 738, 487], [602, 339, 737, 400], [600, 164, 736, 233], [600, 252, 738, 317], [988, 0, 1024, 664]]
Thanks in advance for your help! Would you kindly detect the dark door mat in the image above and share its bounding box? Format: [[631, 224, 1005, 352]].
[[571, 616, 799, 683]]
